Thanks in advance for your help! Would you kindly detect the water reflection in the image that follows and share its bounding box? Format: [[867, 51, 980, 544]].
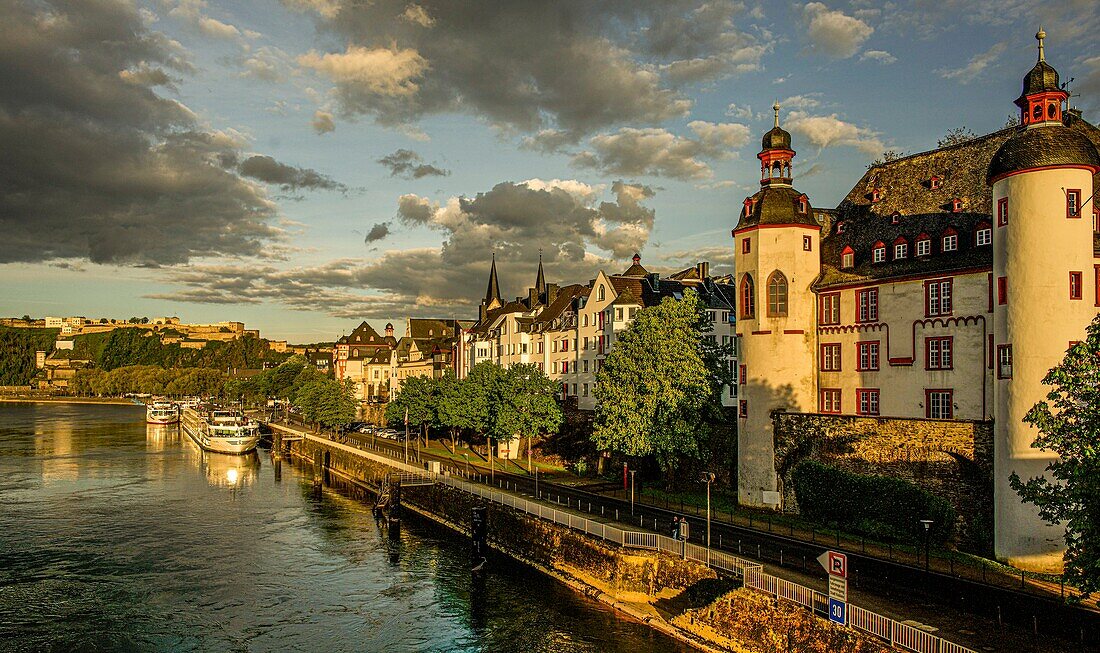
[[179, 429, 261, 489], [145, 423, 182, 451]]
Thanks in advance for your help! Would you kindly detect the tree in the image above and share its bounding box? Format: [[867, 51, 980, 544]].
[[464, 361, 505, 460], [592, 290, 722, 477], [435, 370, 475, 450], [1010, 315, 1100, 600], [937, 126, 976, 148], [385, 375, 436, 441], [493, 363, 563, 471], [868, 150, 903, 167]]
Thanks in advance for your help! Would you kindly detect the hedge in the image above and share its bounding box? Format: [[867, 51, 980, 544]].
[[791, 460, 956, 544]]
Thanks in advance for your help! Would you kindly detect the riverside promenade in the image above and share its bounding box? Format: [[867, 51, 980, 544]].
[[262, 420, 1009, 653]]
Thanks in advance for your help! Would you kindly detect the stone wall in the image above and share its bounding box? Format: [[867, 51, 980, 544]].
[[772, 411, 993, 550]]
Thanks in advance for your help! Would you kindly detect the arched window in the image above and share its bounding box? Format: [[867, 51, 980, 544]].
[[1033, 104, 1043, 121], [766, 271, 788, 317], [739, 274, 755, 319]]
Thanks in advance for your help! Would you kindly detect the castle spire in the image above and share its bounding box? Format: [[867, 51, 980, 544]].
[[485, 253, 501, 306], [1036, 26, 1045, 62], [773, 99, 780, 128]]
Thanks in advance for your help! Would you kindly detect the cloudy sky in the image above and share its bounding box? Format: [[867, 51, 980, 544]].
[[2, 0, 1098, 342]]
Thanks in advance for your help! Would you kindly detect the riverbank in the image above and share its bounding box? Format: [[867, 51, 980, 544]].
[[0, 396, 137, 406]]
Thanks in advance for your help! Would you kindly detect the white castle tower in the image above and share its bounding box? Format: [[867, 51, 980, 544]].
[[988, 30, 1100, 571], [734, 103, 821, 507]]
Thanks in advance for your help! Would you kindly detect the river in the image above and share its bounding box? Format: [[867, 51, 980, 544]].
[[0, 403, 690, 652]]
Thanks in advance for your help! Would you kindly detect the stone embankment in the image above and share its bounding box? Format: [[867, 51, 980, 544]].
[[276, 426, 900, 653]]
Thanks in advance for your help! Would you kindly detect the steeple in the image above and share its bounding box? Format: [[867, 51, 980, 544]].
[[1015, 27, 1066, 127], [758, 101, 795, 186], [485, 253, 501, 307], [535, 251, 546, 299]]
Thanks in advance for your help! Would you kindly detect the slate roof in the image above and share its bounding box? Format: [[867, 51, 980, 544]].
[[735, 185, 817, 230], [988, 123, 1100, 182], [761, 125, 792, 151], [407, 318, 458, 340], [531, 284, 587, 326], [819, 113, 1100, 289]]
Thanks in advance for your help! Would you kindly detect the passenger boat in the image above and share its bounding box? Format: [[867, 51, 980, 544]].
[[180, 405, 261, 455], [146, 401, 180, 425]]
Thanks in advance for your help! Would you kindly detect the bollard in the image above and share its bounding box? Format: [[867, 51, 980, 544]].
[[738, 539, 742, 554], [780, 550, 783, 566], [615, 509, 619, 521]]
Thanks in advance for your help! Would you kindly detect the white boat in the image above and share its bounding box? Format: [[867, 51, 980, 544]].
[[180, 406, 261, 455], [146, 401, 180, 425]]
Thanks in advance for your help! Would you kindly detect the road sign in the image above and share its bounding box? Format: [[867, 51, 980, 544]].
[[816, 550, 848, 578], [828, 575, 848, 603], [828, 597, 847, 625]]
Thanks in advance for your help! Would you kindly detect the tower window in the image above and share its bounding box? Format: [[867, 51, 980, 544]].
[[1033, 104, 1043, 121], [803, 235, 812, 251], [998, 277, 1008, 305], [1070, 271, 1083, 300], [766, 271, 788, 317], [1067, 189, 1082, 218], [997, 198, 1009, 226], [739, 274, 755, 319], [1048, 103, 1057, 120], [799, 196, 809, 213], [742, 238, 751, 254], [997, 345, 1013, 379]]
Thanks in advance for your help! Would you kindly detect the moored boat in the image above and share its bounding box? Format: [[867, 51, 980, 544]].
[[146, 401, 180, 425], [180, 405, 260, 455]]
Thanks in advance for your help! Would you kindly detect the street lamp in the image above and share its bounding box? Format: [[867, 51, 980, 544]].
[[920, 519, 934, 573], [629, 469, 636, 515], [464, 453, 470, 476], [701, 472, 716, 548]]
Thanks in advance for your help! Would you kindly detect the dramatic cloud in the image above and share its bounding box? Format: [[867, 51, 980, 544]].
[[0, 0, 296, 265], [377, 149, 449, 179], [288, 1, 773, 135], [365, 222, 391, 243], [156, 179, 659, 317], [785, 111, 884, 156], [239, 46, 294, 82], [938, 42, 1007, 83], [801, 2, 873, 59], [311, 110, 336, 133], [167, 0, 244, 42], [238, 155, 347, 192], [572, 121, 750, 180]]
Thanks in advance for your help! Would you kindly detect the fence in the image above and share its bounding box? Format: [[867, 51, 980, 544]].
[[292, 427, 979, 653]]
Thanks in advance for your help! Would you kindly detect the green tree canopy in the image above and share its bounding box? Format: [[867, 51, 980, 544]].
[[1011, 315, 1100, 600], [493, 363, 563, 469], [385, 374, 436, 437], [592, 290, 723, 474]]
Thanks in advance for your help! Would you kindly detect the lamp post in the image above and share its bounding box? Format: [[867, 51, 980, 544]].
[[534, 466, 539, 498], [701, 472, 716, 548], [629, 470, 636, 515], [464, 453, 470, 476], [920, 519, 934, 573]]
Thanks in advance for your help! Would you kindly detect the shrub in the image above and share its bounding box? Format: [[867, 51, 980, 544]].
[[792, 460, 955, 543]]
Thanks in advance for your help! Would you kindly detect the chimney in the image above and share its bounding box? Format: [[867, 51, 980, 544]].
[[547, 284, 559, 304], [529, 287, 538, 307], [479, 303, 487, 323], [698, 262, 710, 278]]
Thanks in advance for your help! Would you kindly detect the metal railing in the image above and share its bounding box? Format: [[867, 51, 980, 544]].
[[289, 426, 979, 653]]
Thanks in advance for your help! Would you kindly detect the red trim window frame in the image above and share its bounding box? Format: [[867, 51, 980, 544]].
[[819, 388, 842, 414], [1095, 265, 1100, 307], [857, 340, 880, 371], [925, 389, 954, 420], [916, 234, 931, 257], [739, 364, 747, 385], [820, 343, 842, 372], [742, 237, 751, 254], [924, 278, 952, 316], [803, 235, 812, 251], [942, 228, 958, 252], [1067, 189, 1082, 218], [975, 223, 992, 246], [1070, 271, 1083, 300], [738, 400, 748, 418], [1094, 208, 1100, 234], [926, 336, 954, 370], [996, 344, 1013, 379], [997, 197, 1008, 227], [987, 273, 993, 312], [841, 246, 854, 268], [739, 273, 755, 319], [998, 277, 1008, 305], [872, 241, 886, 264], [819, 292, 841, 325], [857, 288, 878, 323], [856, 388, 880, 416]]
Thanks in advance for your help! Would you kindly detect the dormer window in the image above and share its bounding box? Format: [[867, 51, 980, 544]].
[[893, 237, 908, 260], [929, 176, 942, 190], [872, 241, 886, 264], [841, 246, 854, 269], [837, 221, 847, 234], [798, 195, 809, 213], [743, 197, 755, 217], [975, 222, 992, 246], [942, 228, 958, 252], [950, 198, 963, 213], [871, 188, 883, 203], [890, 211, 901, 225]]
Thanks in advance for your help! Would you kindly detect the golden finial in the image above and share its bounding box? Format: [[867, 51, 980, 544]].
[[1036, 26, 1046, 62], [773, 100, 781, 128]]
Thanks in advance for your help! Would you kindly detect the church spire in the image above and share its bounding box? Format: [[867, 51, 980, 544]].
[[534, 250, 546, 299], [485, 253, 501, 306]]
